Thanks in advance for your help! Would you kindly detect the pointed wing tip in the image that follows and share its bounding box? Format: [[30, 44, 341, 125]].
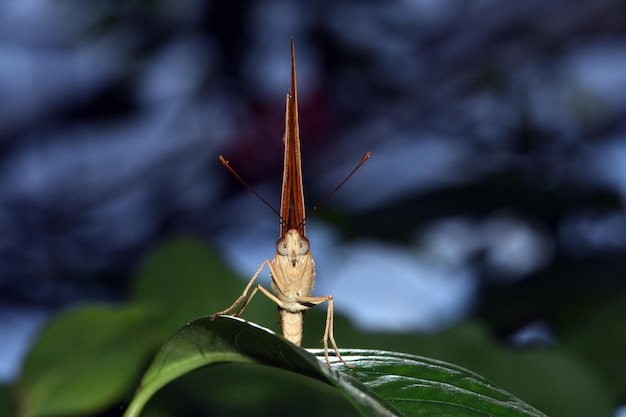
[[290, 40, 297, 98]]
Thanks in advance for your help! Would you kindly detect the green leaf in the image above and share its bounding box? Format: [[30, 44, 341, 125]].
[[15, 305, 159, 417], [323, 350, 547, 417], [340, 319, 613, 416], [124, 316, 398, 417], [124, 316, 547, 417]]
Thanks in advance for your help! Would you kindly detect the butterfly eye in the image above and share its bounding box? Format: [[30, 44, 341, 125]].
[[298, 237, 310, 255], [276, 238, 288, 256]]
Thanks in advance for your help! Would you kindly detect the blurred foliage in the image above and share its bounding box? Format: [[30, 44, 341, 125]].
[[10, 239, 239, 417], [7, 238, 617, 417], [335, 165, 626, 415], [0, 385, 12, 417]]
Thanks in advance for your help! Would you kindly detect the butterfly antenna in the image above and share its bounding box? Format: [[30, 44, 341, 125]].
[[219, 155, 286, 228], [300, 151, 371, 227]]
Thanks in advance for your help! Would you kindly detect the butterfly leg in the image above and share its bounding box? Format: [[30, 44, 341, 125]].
[[210, 260, 270, 319], [296, 294, 354, 369]]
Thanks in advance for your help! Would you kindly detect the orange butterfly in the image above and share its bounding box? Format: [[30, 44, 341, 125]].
[[212, 40, 369, 367]]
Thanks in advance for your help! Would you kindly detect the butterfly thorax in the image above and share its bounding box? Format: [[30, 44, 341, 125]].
[[271, 229, 315, 307]]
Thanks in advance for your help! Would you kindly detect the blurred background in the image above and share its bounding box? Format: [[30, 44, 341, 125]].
[[1, 1, 626, 416]]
